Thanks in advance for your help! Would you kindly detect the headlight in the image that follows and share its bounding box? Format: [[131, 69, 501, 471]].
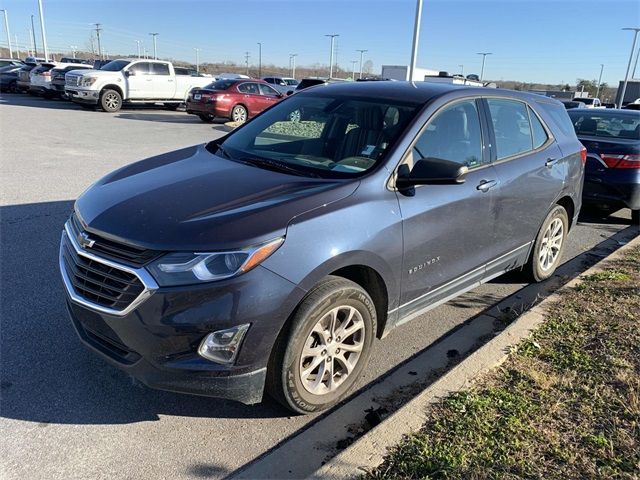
[[147, 237, 284, 286], [80, 76, 97, 87]]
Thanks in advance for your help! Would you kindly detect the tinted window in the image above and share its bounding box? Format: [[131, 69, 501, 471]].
[[100, 60, 131, 72], [568, 111, 640, 139], [129, 62, 151, 74], [529, 107, 549, 149], [263, 77, 273, 83], [237, 82, 260, 94], [285, 79, 299, 86], [259, 84, 279, 96], [151, 63, 170, 75], [487, 99, 533, 160], [413, 99, 484, 168], [545, 103, 577, 137], [174, 67, 189, 75], [204, 79, 235, 90]]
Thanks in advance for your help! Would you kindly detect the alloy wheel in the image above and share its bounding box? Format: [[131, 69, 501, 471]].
[[232, 106, 247, 123], [538, 217, 563, 271], [299, 305, 365, 395], [104, 92, 120, 110]]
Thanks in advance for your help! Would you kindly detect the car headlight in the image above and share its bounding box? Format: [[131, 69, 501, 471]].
[[147, 237, 284, 286], [80, 76, 97, 87]]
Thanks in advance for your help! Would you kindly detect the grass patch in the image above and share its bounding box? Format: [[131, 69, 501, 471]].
[[368, 246, 640, 480]]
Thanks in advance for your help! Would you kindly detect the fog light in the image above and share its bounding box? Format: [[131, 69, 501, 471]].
[[198, 324, 250, 364]]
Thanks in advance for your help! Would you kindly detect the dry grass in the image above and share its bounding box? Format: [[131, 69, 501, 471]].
[[368, 247, 640, 480]]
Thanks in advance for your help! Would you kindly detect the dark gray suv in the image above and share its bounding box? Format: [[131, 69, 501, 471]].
[[60, 82, 585, 413]]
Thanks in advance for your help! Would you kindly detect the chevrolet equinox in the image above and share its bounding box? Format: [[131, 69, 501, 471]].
[[60, 82, 585, 413]]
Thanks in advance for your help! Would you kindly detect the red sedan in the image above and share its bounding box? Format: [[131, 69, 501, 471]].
[[186, 78, 284, 123]]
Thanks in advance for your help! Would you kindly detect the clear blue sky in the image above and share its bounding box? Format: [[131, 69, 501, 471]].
[[1, 0, 639, 85]]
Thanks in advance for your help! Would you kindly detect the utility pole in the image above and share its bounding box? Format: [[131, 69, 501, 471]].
[[356, 49, 367, 79], [633, 45, 640, 79], [194, 47, 200, 73], [244, 51, 250, 76], [477, 52, 492, 81], [595, 64, 604, 100], [37, 0, 49, 60], [0, 9, 13, 58], [149, 32, 158, 59], [93, 23, 103, 59], [351, 60, 357, 80], [325, 34, 339, 78], [620, 28, 640, 107], [458, 64, 464, 76], [409, 0, 423, 81], [257, 42, 262, 78], [31, 15, 37, 56], [27, 27, 34, 56], [135, 40, 141, 58], [289, 53, 297, 79]]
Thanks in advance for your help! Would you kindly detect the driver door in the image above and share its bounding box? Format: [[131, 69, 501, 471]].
[[125, 62, 153, 98], [395, 98, 500, 321]]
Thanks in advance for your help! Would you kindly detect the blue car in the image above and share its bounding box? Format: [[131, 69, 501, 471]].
[[60, 82, 585, 413], [568, 109, 640, 223]]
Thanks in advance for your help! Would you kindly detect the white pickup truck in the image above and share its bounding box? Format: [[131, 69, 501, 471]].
[[65, 58, 211, 112]]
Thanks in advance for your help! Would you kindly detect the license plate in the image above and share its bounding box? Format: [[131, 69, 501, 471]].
[[194, 94, 202, 100]]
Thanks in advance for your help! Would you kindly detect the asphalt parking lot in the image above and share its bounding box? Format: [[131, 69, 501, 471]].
[[1, 94, 638, 480]]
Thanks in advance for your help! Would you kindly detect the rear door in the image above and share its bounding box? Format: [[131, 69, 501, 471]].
[[482, 97, 564, 276]]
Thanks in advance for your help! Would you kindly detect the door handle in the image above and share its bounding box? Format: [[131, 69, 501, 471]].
[[545, 157, 558, 167], [476, 179, 498, 192]]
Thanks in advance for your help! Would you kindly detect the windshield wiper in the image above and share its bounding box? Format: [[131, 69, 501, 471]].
[[238, 157, 322, 178], [215, 143, 231, 159]]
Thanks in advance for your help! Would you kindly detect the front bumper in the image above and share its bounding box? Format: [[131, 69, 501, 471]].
[[60, 230, 305, 404], [66, 88, 100, 105]]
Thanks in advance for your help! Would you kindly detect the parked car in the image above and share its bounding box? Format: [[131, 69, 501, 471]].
[[568, 109, 640, 223], [60, 82, 585, 413], [16, 63, 38, 92], [58, 57, 92, 65], [262, 76, 299, 94], [0, 58, 23, 68], [186, 78, 284, 123], [28, 63, 56, 95], [573, 97, 604, 109], [561, 100, 586, 110], [174, 67, 203, 77], [64, 59, 211, 112], [291, 77, 345, 94], [92, 59, 111, 70], [50, 64, 94, 98], [0, 64, 24, 92], [622, 103, 640, 111]]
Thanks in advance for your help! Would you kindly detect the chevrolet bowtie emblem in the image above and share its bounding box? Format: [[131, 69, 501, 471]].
[[78, 231, 95, 249]]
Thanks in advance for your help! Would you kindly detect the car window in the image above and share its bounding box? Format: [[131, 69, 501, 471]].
[[238, 82, 260, 94], [151, 63, 170, 75], [568, 111, 640, 139], [529, 106, 549, 149], [545, 102, 577, 137], [129, 62, 151, 74], [413, 99, 485, 169], [487, 99, 533, 160], [285, 79, 299, 86], [263, 77, 273, 83], [174, 67, 189, 75], [259, 84, 280, 96]]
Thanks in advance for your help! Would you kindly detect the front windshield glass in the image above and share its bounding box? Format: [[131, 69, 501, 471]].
[[100, 60, 131, 71], [217, 93, 421, 178]]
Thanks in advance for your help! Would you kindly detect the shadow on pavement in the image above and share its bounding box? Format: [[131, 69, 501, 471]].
[[0, 200, 290, 427]]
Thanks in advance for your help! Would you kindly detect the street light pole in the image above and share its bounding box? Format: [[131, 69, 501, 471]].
[[69, 44, 78, 57], [257, 42, 262, 78], [458, 64, 464, 76], [15, 34, 19, 58], [325, 34, 339, 78], [31, 15, 38, 56], [632, 45, 640, 79], [194, 47, 200, 73], [244, 51, 250, 76], [408, 0, 423, 82], [619, 28, 640, 107], [351, 60, 357, 80], [356, 49, 367, 79], [93, 23, 103, 59], [135, 40, 141, 58], [477, 52, 492, 81], [0, 10, 13, 58], [595, 63, 604, 100], [149, 32, 158, 59], [37, 0, 49, 60], [289, 53, 297, 79]]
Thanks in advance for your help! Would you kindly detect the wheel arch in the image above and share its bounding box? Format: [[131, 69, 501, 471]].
[[555, 195, 575, 231], [100, 84, 124, 98]]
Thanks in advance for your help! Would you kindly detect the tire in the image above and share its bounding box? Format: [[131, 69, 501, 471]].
[[230, 104, 248, 123], [8, 81, 17, 93], [266, 276, 376, 414], [525, 205, 569, 282], [43, 90, 54, 99], [198, 113, 214, 123], [632, 209, 639, 225], [100, 88, 122, 112]]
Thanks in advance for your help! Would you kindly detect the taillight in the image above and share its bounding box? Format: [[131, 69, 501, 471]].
[[580, 146, 587, 165], [600, 154, 640, 169], [42, 71, 51, 77]]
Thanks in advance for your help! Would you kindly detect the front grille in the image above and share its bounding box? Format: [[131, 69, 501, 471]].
[[66, 75, 79, 87], [61, 234, 145, 311], [70, 214, 160, 267]]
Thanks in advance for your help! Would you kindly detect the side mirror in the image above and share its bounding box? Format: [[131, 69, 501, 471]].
[[286, 90, 294, 96], [125, 70, 135, 77], [396, 157, 469, 189]]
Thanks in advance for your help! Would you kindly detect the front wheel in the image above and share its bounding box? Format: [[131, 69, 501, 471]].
[[100, 89, 122, 112], [267, 276, 376, 414], [230, 104, 248, 123], [525, 205, 568, 282]]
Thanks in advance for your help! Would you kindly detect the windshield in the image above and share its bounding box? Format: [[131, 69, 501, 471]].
[[285, 79, 299, 85], [100, 60, 131, 71], [215, 93, 421, 178], [569, 111, 640, 139]]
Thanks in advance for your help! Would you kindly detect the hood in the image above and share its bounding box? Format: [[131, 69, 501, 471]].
[[75, 144, 358, 251], [70, 69, 113, 77]]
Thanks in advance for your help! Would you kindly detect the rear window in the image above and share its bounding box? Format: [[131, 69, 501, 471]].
[[542, 103, 575, 137], [297, 79, 326, 90], [204, 79, 236, 90], [568, 111, 640, 139], [151, 63, 170, 75]]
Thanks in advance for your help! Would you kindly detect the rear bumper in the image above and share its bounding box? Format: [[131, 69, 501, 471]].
[[583, 170, 640, 210], [186, 101, 228, 118]]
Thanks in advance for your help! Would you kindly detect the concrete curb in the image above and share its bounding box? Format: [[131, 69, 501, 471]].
[[312, 234, 640, 479]]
